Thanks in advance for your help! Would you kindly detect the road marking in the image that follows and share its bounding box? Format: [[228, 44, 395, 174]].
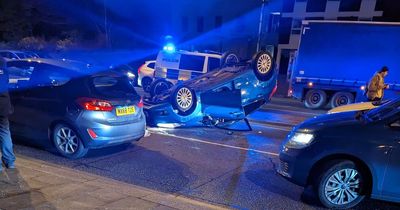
[[148, 129, 279, 157], [261, 106, 322, 116], [249, 121, 293, 131]]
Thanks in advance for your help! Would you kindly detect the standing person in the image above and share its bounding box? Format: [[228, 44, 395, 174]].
[[0, 58, 15, 172], [367, 66, 390, 102]]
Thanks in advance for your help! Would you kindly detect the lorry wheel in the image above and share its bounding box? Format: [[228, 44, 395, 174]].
[[221, 51, 239, 67], [171, 85, 197, 116], [252, 51, 275, 81], [305, 89, 327, 109], [330, 92, 355, 108], [150, 79, 173, 98]]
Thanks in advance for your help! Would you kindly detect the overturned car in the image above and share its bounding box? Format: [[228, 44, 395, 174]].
[[144, 51, 277, 128]]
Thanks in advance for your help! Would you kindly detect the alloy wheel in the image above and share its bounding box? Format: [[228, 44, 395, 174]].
[[324, 168, 361, 205], [176, 87, 193, 110], [56, 127, 79, 154], [257, 54, 272, 74]]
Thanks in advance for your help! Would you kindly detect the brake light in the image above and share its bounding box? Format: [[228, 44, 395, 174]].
[[77, 98, 113, 112], [138, 97, 144, 108], [138, 64, 145, 74]]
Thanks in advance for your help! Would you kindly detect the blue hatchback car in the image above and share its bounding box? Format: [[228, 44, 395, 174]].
[[278, 97, 400, 209], [144, 51, 277, 128], [8, 59, 146, 159]]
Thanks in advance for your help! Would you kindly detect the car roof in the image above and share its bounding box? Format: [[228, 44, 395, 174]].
[[159, 50, 222, 58], [0, 50, 26, 53]]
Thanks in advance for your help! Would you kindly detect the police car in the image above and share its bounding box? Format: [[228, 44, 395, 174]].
[[148, 48, 239, 97]]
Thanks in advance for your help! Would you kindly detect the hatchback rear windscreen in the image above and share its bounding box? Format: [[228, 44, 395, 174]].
[[91, 76, 138, 98], [179, 55, 205, 72]]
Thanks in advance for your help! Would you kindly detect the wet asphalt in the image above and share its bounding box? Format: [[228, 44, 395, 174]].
[[11, 97, 400, 210]]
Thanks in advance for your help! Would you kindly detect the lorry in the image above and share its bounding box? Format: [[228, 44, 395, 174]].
[[289, 21, 400, 109]]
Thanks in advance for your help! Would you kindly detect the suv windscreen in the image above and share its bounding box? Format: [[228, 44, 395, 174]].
[[147, 62, 155, 69], [179, 54, 205, 72], [91, 75, 138, 98]]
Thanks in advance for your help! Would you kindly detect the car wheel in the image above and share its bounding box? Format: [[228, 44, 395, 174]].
[[171, 85, 197, 116], [305, 89, 327, 109], [150, 79, 173, 97], [52, 124, 88, 159], [141, 77, 153, 92], [252, 51, 275, 81], [315, 161, 366, 209], [221, 52, 239, 67], [330, 92, 355, 108]]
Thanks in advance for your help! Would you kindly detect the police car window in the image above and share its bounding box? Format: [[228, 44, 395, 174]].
[[147, 62, 155, 69], [179, 55, 205, 72], [208, 57, 220, 71]]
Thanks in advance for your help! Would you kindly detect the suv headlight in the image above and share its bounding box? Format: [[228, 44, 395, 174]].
[[285, 132, 314, 149]]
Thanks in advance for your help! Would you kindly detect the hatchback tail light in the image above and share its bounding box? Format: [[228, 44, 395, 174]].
[[77, 98, 113, 112], [138, 97, 144, 108]]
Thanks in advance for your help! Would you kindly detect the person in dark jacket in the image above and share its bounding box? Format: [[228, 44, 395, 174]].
[[367, 66, 389, 101], [0, 58, 15, 172]]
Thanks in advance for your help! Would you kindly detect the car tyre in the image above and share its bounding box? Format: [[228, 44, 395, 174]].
[[305, 89, 327, 109], [221, 51, 239, 67], [141, 77, 153, 92], [315, 160, 366, 209], [150, 79, 173, 97], [252, 51, 275, 81], [52, 124, 88, 159], [171, 85, 197, 116], [330, 92, 355, 108]]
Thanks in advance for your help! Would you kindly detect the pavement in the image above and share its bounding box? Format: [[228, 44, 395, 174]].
[[0, 155, 227, 210]]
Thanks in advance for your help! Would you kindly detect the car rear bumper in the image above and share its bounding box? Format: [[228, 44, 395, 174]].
[[77, 113, 146, 149]]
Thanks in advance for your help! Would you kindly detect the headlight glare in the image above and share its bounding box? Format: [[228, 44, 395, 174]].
[[286, 133, 314, 148]]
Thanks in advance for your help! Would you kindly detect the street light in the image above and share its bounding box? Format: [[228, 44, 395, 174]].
[[257, 0, 269, 52]]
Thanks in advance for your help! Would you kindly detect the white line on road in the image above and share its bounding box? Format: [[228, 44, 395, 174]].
[[148, 130, 279, 157], [261, 106, 321, 116]]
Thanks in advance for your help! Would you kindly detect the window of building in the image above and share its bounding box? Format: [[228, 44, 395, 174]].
[[279, 18, 292, 44], [197, 17, 204, 33], [306, 0, 327, 12], [182, 16, 189, 32], [268, 13, 281, 33], [337, 16, 358, 21], [305, 17, 324, 20], [375, 0, 384, 11], [215, 16, 223, 29], [339, 0, 362, 12], [359, 17, 372, 21], [291, 19, 302, 34], [282, 0, 295, 13]]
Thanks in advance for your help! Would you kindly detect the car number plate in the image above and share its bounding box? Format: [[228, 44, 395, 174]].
[[116, 106, 135, 116]]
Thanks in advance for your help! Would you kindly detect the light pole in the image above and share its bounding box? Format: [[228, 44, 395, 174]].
[[257, 0, 268, 52]]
